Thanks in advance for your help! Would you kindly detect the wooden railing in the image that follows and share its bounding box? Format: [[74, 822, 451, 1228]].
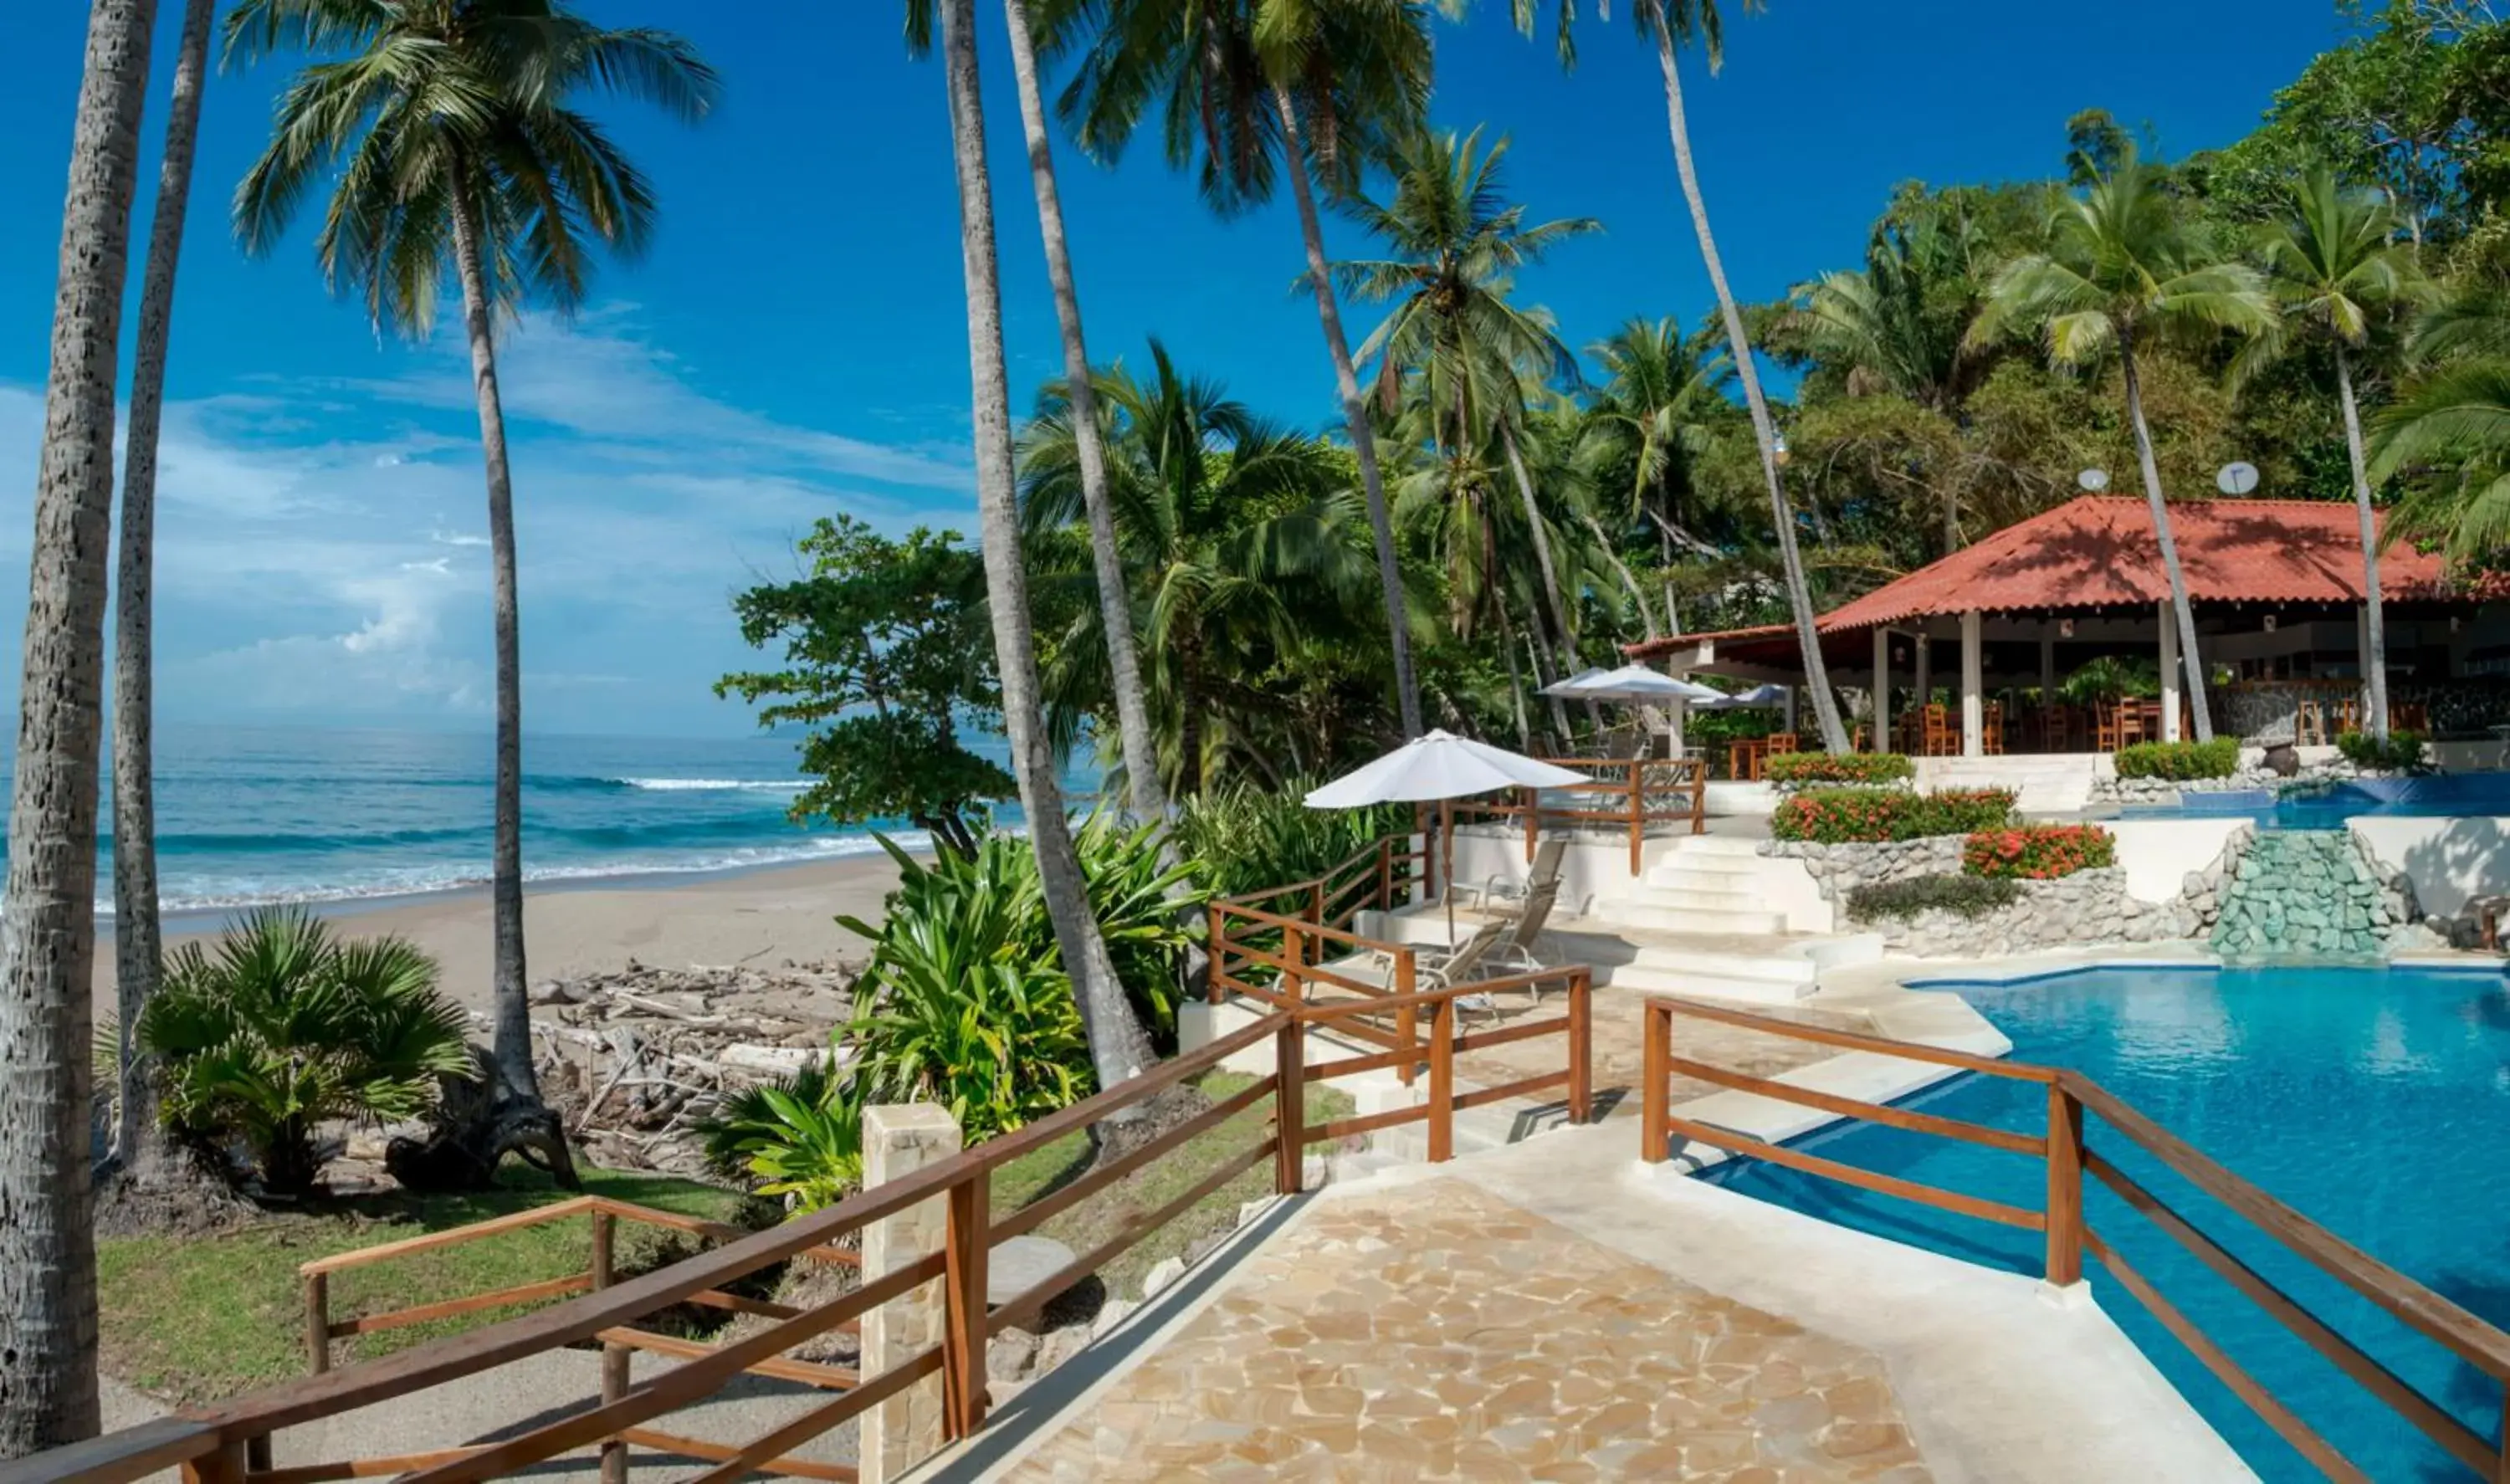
[[1641, 995, 2510, 1484], [17, 967, 1595, 1484], [1452, 755, 1707, 874], [1207, 833, 1435, 1083]]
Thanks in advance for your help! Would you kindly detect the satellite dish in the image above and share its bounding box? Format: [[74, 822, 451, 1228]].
[[2077, 468, 2111, 492], [2217, 461, 2261, 496]]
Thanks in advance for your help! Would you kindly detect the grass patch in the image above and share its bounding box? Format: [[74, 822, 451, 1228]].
[[99, 1166, 748, 1405], [987, 1069, 1353, 1303]]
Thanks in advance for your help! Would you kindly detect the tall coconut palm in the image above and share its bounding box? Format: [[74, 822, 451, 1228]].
[[2248, 170, 2428, 740], [1334, 125, 1599, 693], [1584, 316, 1734, 629], [1509, 0, 1850, 750], [1058, 0, 1437, 739], [0, 0, 157, 1456], [1970, 146, 2276, 744], [227, 0, 716, 1166], [930, 0, 1156, 1098], [111, 0, 218, 1180], [1022, 340, 1368, 795]]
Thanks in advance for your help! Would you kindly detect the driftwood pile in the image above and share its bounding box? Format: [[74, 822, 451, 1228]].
[[528, 957, 858, 1177]]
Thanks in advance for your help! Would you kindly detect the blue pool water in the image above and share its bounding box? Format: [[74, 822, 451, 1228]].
[[1705, 965, 2510, 1481], [2123, 773, 2510, 830]]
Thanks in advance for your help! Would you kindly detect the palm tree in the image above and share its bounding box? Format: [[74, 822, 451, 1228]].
[[1584, 316, 1734, 631], [930, 0, 1156, 1098], [1058, 0, 1437, 739], [1970, 146, 2276, 744], [111, 0, 218, 1181], [2369, 364, 2510, 565], [1022, 340, 1368, 795], [1509, 0, 1851, 751], [227, 0, 717, 1164], [2249, 170, 2428, 740], [1334, 125, 1600, 694], [0, 0, 158, 1456]]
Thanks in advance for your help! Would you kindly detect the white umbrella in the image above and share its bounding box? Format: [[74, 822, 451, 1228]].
[[1537, 667, 1611, 699], [1557, 663, 1724, 703], [1693, 682, 1790, 710], [1304, 730, 1588, 938]]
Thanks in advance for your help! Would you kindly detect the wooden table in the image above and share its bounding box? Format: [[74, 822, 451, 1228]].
[[1727, 738, 1770, 781]]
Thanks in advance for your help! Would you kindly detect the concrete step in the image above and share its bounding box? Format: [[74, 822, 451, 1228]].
[[1591, 898, 1790, 936], [1616, 883, 1770, 916], [1644, 862, 1762, 893], [1598, 948, 1818, 1005], [1658, 834, 1766, 859]]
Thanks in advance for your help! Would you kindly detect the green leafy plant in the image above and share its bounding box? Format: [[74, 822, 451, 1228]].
[[2060, 655, 2161, 704], [2336, 729, 2427, 771], [1771, 787, 2016, 843], [1963, 824, 2117, 880], [137, 908, 474, 1195], [1767, 752, 1913, 785], [696, 1059, 863, 1213], [1175, 782, 1412, 899], [2113, 738, 2241, 780], [850, 927, 1089, 1144], [1846, 874, 2022, 921]]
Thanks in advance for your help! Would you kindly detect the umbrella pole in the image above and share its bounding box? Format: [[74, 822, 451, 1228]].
[[1442, 798, 1456, 944]]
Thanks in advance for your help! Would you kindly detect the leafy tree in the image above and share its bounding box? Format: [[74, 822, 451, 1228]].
[[228, 0, 717, 1153], [1971, 146, 2276, 742], [719, 517, 1017, 858]]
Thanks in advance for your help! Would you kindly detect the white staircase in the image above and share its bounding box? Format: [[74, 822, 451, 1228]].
[[1590, 835, 1787, 936], [1595, 942, 1821, 1004], [1914, 754, 2098, 814]]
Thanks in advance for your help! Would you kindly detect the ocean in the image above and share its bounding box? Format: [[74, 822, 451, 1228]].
[[74, 725, 1047, 915]]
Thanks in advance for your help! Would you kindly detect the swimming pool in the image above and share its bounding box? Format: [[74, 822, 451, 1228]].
[[1703, 963, 2510, 1481], [2121, 773, 2510, 829]]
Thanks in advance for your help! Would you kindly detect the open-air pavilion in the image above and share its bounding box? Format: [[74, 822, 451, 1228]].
[[1628, 494, 2510, 759]]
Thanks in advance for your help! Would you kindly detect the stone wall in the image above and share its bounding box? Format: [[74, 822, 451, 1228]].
[[1762, 837, 1965, 903], [2210, 830, 2431, 960], [1862, 867, 2204, 958], [2089, 760, 2365, 807]]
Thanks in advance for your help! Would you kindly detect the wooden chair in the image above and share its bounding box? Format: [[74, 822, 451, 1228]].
[[2097, 703, 2127, 750], [1922, 704, 1956, 756], [1766, 731, 1799, 756], [2296, 698, 2326, 746], [1982, 703, 2005, 755]]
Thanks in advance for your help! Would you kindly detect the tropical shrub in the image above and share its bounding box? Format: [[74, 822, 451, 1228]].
[[137, 907, 474, 1195], [2113, 738, 2240, 780], [1771, 788, 2017, 843], [2336, 729, 2427, 772], [1963, 824, 2117, 880], [696, 1057, 863, 1213], [1846, 874, 2021, 921], [851, 925, 1089, 1143], [1176, 781, 1413, 899], [1767, 752, 1913, 785]]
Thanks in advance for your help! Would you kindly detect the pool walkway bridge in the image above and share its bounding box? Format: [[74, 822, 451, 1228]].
[[13, 828, 2510, 1483]]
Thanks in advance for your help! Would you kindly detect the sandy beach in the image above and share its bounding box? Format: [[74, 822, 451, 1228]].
[[99, 852, 909, 1019]]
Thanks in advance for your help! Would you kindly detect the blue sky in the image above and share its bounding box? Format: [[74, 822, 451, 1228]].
[[0, 1, 2352, 737]]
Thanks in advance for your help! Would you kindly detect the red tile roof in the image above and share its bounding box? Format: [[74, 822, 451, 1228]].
[[1628, 496, 2466, 661]]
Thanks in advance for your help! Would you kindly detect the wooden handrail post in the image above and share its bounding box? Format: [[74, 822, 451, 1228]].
[[1206, 904, 1226, 1004], [1376, 837, 1393, 916], [1276, 1017, 1307, 1195], [1283, 919, 1306, 1006], [943, 1168, 991, 1441], [303, 1269, 330, 1375], [1627, 760, 1643, 877], [1568, 969, 1593, 1125], [2044, 1080, 2086, 1289], [1523, 785, 1538, 862], [1310, 880, 1325, 933], [592, 1208, 627, 1484], [1641, 1000, 1671, 1164], [180, 1435, 248, 1484], [1393, 950, 1418, 1087], [1428, 995, 1455, 1164]]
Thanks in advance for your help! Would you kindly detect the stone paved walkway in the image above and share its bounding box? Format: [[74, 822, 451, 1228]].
[[1001, 1180, 1930, 1482]]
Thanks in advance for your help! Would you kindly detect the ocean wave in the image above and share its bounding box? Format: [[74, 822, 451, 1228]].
[[608, 777, 807, 793]]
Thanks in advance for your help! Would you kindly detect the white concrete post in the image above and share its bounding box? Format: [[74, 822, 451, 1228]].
[[859, 1103, 962, 1484], [2040, 633, 2057, 704], [2356, 603, 2373, 721], [2158, 601, 2182, 744], [1959, 611, 1985, 758], [1872, 627, 1891, 754], [1914, 629, 1932, 713]]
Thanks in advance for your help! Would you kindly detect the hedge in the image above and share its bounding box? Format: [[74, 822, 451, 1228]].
[[1770, 787, 2017, 844], [2113, 738, 2241, 780], [1962, 824, 2116, 881], [2335, 729, 2426, 772], [1765, 751, 1914, 785], [1847, 874, 2021, 921]]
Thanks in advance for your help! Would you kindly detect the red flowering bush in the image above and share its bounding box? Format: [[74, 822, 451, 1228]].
[[1962, 824, 2116, 881], [1771, 787, 2017, 843]]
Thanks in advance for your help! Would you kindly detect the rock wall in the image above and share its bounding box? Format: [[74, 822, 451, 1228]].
[[2089, 760, 2368, 807], [1762, 837, 1965, 902], [1865, 867, 2204, 958], [2209, 830, 2427, 961]]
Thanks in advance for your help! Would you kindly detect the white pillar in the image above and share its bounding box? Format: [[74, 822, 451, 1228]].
[[1872, 627, 1892, 755], [1959, 610, 1985, 758], [1914, 627, 1932, 712], [2040, 633, 2057, 703], [2158, 600, 2182, 745], [859, 1104, 961, 1484], [2356, 603, 2373, 719]]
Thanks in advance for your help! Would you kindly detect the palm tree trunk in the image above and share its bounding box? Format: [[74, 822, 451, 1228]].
[[940, 0, 1153, 1096], [2118, 332, 2215, 743], [1273, 84, 1421, 740], [1580, 512, 1661, 639], [2335, 345, 2390, 742], [0, 0, 156, 1456], [1496, 602, 1534, 750], [445, 177, 551, 1116], [1001, 0, 1167, 818], [1497, 417, 1588, 674], [1652, 24, 1852, 754], [1523, 598, 1572, 744], [1176, 634, 1206, 798], [111, 0, 213, 1180]]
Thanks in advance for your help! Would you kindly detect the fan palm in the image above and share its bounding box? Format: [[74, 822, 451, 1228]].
[[1057, 0, 1439, 739], [925, 0, 1157, 1096], [225, 0, 717, 1128], [138, 908, 474, 1195], [3, 0, 159, 1452], [1023, 340, 1370, 795], [1503, 0, 1852, 751], [1970, 146, 2275, 744], [1334, 125, 1600, 688], [2250, 170, 2429, 739]]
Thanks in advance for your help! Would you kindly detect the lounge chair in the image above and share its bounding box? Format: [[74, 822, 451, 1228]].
[[1457, 835, 1566, 912], [1487, 876, 1563, 990]]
